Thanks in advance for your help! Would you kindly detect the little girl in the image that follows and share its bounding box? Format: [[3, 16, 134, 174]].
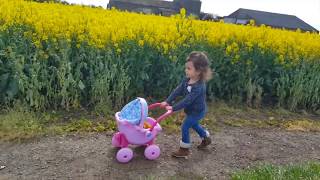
[[161, 51, 213, 158]]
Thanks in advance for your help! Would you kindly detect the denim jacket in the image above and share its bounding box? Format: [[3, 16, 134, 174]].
[[166, 77, 207, 115]]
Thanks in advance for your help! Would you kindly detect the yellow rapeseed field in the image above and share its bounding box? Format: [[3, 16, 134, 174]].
[[1, 0, 319, 61]]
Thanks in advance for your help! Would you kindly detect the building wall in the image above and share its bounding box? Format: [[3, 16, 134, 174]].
[[174, 0, 201, 16], [108, 1, 159, 14], [108, 0, 201, 17]]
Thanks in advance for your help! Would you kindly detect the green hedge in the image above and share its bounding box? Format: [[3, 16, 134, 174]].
[[0, 25, 319, 111]]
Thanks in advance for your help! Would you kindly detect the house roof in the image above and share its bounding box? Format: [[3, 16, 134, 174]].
[[109, 0, 173, 9], [226, 8, 318, 32]]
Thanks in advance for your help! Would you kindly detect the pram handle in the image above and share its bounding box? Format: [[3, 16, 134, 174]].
[[148, 103, 173, 131]]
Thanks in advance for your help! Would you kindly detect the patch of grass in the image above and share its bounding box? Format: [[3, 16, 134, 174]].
[[159, 112, 183, 133], [202, 116, 220, 132], [158, 111, 219, 134], [0, 108, 43, 141], [266, 107, 298, 117], [223, 119, 283, 128], [223, 118, 320, 132], [231, 162, 320, 180], [208, 101, 245, 116], [209, 102, 320, 131], [59, 118, 106, 133], [0, 108, 115, 141], [209, 101, 317, 121], [284, 119, 320, 132], [1, 102, 319, 141]]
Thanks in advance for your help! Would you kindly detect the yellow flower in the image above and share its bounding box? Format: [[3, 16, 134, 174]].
[[0, 0, 319, 61], [138, 40, 144, 47]]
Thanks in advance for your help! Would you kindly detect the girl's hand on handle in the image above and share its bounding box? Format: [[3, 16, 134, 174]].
[[166, 106, 173, 111], [160, 101, 168, 108]]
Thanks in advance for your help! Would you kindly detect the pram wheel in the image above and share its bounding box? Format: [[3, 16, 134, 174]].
[[116, 148, 133, 163], [144, 145, 160, 160]]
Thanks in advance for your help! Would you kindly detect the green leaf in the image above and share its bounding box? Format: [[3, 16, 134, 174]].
[[78, 80, 85, 90], [7, 78, 19, 99], [0, 73, 9, 92]]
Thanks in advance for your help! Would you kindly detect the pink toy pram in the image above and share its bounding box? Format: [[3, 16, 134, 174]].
[[112, 98, 172, 163]]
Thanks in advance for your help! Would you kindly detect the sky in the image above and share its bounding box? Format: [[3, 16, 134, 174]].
[[64, 0, 320, 30]]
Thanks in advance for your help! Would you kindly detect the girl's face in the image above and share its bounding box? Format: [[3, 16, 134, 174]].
[[185, 61, 200, 80]]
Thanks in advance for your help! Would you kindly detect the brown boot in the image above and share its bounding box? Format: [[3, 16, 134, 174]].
[[171, 147, 190, 158], [197, 137, 212, 149]]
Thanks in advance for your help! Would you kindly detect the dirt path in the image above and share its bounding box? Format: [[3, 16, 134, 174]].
[[1, 126, 320, 180]]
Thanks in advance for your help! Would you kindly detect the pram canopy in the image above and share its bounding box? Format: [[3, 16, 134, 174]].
[[118, 97, 148, 126]]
